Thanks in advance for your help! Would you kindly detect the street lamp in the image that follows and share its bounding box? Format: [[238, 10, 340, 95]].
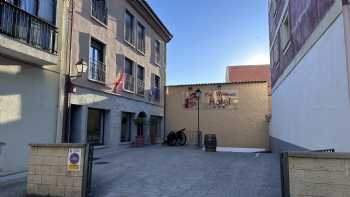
[[64, 58, 88, 142], [195, 88, 202, 147], [74, 58, 87, 77]]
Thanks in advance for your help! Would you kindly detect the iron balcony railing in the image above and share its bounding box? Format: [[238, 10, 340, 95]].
[[91, 0, 107, 24], [153, 88, 160, 102], [137, 79, 145, 95], [0, 1, 58, 54], [88, 60, 106, 83], [124, 73, 135, 92]]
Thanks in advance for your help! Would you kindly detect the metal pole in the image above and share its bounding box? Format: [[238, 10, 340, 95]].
[[197, 96, 200, 147]]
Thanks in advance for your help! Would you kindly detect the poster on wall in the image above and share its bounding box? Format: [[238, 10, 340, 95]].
[[184, 89, 239, 110]]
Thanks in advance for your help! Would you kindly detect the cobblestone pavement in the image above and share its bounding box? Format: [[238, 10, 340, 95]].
[[91, 145, 282, 197]]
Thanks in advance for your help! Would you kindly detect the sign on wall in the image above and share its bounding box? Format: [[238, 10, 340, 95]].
[[67, 148, 81, 171], [184, 89, 239, 110], [204, 90, 239, 109]]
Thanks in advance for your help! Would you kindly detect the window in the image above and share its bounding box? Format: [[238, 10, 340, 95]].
[[137, 22, 145, 53], [124, 57, 135, 92], [38, 0, 56, 24], [89, 38, 105, 82], [87, 108, 105, 145], [8, 0, 56, 24], [270, 0, 277, 18], [137, 65, 145, 95], [124, 10, 134, 45], [151, 74, 160, 102], [155, 40, 161, 65], [272, 39, 280, 70], [91, 0, 107, 24], [19, 0, 38, 15], [280, 12, 291, 52]]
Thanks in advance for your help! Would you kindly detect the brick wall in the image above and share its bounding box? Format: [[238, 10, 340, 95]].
[[27, 144, 87, 197], [286, 153, 350, 197]]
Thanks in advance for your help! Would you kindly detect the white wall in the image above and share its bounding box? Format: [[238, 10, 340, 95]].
[[0, 56, 59, 175], [270, 15, 350, 152]]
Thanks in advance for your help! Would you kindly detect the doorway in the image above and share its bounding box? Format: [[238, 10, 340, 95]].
[[120, 112, 133, 143], [149, 116, 162, 144], [87, 108, 105, 145], [69, 104, 84, 143]]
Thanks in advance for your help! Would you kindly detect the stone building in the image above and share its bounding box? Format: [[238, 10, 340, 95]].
[[66, 0, 172, 146], [165, 82, 270, 151], [0, 0, 70, 176], [268, 0, 350, 152]]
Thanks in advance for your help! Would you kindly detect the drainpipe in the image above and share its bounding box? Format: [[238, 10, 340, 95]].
[[342, 0, 350, 104], [62, 0, 75, 142], [163, 44, 167, 144]]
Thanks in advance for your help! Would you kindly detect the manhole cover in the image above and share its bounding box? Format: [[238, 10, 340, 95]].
[[94, 161, 109, 165]]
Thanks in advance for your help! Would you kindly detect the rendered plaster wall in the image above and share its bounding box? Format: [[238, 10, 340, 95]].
[[165, 82, 269, 149]]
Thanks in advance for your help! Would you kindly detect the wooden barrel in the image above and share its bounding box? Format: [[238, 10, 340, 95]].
[[204, 134, 217, 152]]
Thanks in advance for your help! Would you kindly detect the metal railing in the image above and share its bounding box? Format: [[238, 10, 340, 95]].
[[88, 60, 106, 82], [0, 1, 58, 54], [153, 87, 160, 102], [311, 148, 335, 153], [91, 0, 107, 24], [137, 79, 144, 95], [124, 73, 134, 92]]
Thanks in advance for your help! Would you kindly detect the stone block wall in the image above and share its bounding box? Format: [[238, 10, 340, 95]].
[[286, 152, 350, 197], [27, 144, 87, 197]]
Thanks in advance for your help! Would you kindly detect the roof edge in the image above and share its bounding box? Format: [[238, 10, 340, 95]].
[[128, 0, 173, 42], [166, 81, 268, 87], [227, 64, 270, 69]]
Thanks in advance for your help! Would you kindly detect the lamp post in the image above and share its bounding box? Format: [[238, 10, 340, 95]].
[[195, 88, 202, 147], [64, 58, 87, 142]]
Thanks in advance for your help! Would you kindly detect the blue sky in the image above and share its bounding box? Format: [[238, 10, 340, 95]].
[[146, 0, 270, 85]]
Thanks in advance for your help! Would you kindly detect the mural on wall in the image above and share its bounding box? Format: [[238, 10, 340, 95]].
[[184, 91, 199, 109], [184, 89, 239, 110]]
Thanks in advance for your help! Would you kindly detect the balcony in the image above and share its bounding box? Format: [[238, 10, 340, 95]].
[[88, 60, 106, 83], [124, 74, 135, 92], [137, 79, 145, 95], [153, 88, 160, 102], [0, 1, 58, 65]]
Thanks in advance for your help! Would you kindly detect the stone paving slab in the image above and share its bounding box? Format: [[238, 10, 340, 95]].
[[91, 145, 282, 197], [0, 145, 282, 197]]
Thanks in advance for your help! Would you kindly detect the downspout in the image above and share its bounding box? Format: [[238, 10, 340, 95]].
[[62, 0, 75, 142], [342, 0, 350, 104], [163, 44, 167, 144]]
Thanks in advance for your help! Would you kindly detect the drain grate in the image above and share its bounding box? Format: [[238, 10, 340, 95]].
[[94, 161, 109, 165]]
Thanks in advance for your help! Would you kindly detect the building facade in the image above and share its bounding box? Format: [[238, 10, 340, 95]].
[[269, 0, 350, 152], [165, 82, 270, 151], [226, 64, 271, 111], [67, 0, 172, 146], [0, 0, 70, 176]]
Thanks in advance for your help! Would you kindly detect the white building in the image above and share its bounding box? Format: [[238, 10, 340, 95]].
[[269, 0, 350, 152]]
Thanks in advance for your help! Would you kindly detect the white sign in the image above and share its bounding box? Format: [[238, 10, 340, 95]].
[[67, 148, 81, 171]]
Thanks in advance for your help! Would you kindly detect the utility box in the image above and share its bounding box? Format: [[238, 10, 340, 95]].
[[27, 144, 92, 197]]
